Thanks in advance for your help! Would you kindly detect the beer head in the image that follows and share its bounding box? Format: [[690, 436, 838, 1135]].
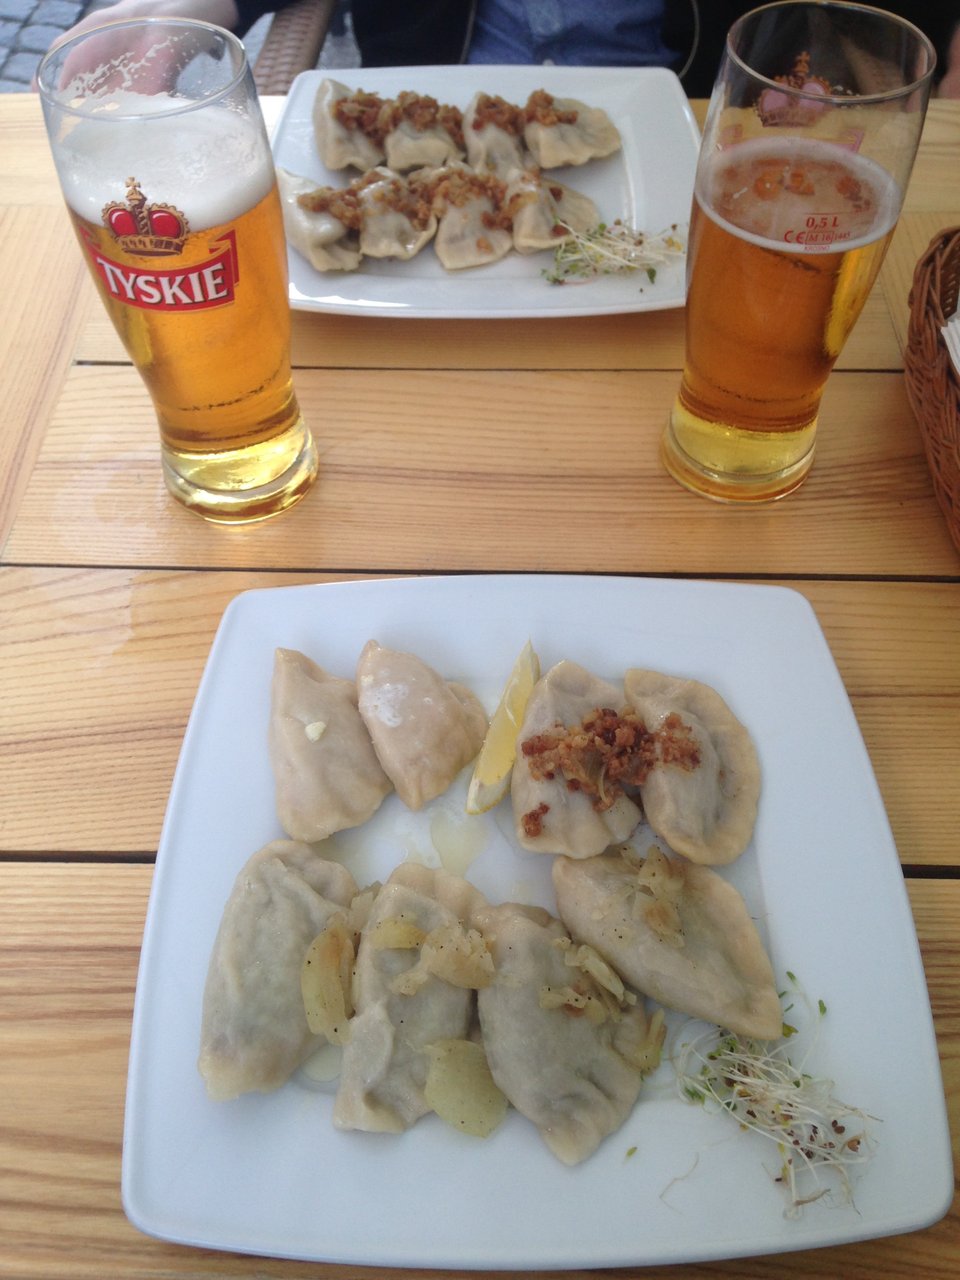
[[696, 137, 900, 256], [51, 99, 275, 233]]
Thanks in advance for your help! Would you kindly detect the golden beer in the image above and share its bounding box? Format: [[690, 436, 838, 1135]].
[[40, 23, 318, 522], [663, 139, 897, 501]]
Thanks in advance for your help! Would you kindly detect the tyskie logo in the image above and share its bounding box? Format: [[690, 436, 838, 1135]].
[[83, 177, 239, 312], [756, 52, 838, 128]]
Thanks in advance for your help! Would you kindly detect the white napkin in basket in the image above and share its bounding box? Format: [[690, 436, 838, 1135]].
[[943, 312, 960, 376]]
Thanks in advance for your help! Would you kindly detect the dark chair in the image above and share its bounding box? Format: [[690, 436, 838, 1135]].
[[252, 0, 338, 94]]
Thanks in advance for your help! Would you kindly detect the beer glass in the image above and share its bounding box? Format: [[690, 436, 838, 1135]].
[[38, 19, 319, 523], [662, 2, 935, 502]]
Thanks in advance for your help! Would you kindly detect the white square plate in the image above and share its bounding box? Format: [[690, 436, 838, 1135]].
[[122, 575, 952, 1268], [271, 67, 699, 317]]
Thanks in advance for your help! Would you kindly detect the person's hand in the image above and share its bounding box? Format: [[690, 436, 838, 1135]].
[[49, 0, 240, 49], [34, 0, 240, 91]]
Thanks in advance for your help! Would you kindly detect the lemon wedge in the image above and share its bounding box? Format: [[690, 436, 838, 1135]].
[[466, 639, 540, 815]]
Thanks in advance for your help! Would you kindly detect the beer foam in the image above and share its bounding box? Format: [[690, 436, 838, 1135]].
[[54, 92, 275, 231], [697, 137, 900, 255]]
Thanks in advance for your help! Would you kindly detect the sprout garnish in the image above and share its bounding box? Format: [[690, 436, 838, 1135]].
[[544, 221, 686, 285], [674, 976, 876, 1217]]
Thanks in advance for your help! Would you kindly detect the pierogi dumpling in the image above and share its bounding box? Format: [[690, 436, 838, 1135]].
[[276, 167, 361, 273], [418, 164, 513, 270], [463, 91, 528, 178], [522, 90, 621, 169], [269, 647, 392, 842], [382, 90, 465, 171], [198, 840, 359, 1101], [356, 640, 487, 810], [476, 902, 662, 1164], [511, 660, 642, 857], [552, 848, 782, 1040], [354, 167, 438, 260], [333, 864, 491, 1133], [313, 78, 386, 171], [624, 668, 761, 865], [505, 168, 598, 255]]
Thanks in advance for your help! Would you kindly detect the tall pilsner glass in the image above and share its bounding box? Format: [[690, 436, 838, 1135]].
[[661, 2, 935, 502], [38, 19, 318, 522]]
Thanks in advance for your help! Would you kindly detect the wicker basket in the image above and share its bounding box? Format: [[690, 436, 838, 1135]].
[[252, 0, 336, 95], [905, 226, 960, 554]]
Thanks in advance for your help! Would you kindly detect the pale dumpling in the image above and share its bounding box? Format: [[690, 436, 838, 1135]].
[[552, 847, 782, 1040], [382, 91, 464, 171], [354, 167, 437, 260], [269, 647, 392, 842], [276, 167, 361, 273], [198, 840, 358, 1101], [625, 668, 761, 865], [333, 864, 491, 1133], [512, 660, 642, 857], [313, 78, 385, 171], [475, 903, 663, 1165], [463, 92, 528, 178], [522, 89, 621, 168], [356, 640, 487, 810], [421, 164, 513, 271], [505, 168, 598, 254]]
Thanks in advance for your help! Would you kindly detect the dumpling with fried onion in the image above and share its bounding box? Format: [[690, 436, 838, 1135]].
[[522, 89, 621, 168], [381, 91, 465, 171], [511, 660, 643, 857], [415, 164, 513, 271], [624, 668, 761, 865], [475, 902, 664, 1164], [313, 78, 386, 171], [353, 167, 437, 260], [505, 168, 599, 255], [276, 167, 361, 273], [552, 847, 782, 1040], [463, 91, 528, 177], [333, 864, 492, 1133], [198, 840, 359, 1101]]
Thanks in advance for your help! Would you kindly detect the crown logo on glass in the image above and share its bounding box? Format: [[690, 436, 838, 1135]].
[[101, 178, 190, 256]]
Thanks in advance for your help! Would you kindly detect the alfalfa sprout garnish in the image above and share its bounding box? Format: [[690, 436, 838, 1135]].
[[544, 221, 685, 285], [674, 974, 877, 1217]]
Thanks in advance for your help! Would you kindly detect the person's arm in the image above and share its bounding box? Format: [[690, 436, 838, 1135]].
[[66, 0, 240, 39], [938, 22, 960, 98], [44, 0, 280, 54]]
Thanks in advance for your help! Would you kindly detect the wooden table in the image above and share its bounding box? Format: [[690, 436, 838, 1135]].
[[1, 90, 958, 1279]]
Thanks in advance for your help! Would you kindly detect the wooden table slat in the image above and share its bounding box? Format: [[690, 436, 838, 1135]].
[[0, 207, 92, 551], [4, 367, 958, 575]]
